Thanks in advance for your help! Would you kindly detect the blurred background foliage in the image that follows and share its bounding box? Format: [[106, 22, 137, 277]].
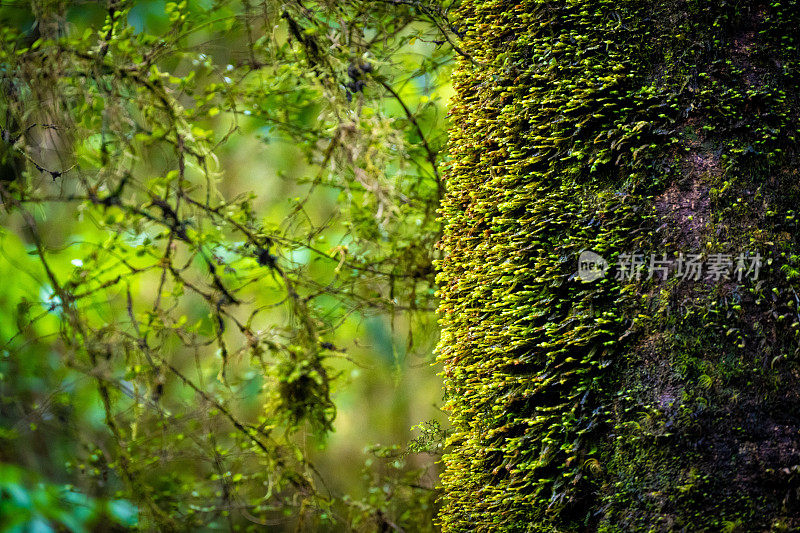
[[0, 0, 456, 530]]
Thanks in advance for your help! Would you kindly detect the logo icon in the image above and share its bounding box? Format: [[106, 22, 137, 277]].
[[577, 250, 608, 282]]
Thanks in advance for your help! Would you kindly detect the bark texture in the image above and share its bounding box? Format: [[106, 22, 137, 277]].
[[436, 1, 800, 530]]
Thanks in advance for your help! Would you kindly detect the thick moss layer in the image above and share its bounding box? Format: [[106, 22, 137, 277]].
[[436, 1, 800, 530]]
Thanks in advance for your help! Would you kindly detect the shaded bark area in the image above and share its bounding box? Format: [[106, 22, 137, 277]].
[[436, 0, 800, 531]]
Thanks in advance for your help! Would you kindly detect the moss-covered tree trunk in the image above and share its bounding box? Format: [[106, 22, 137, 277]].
[[436, 1, 800, 530]]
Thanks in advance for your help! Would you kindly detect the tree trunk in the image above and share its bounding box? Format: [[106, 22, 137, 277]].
[[436, 1, 800, 530]]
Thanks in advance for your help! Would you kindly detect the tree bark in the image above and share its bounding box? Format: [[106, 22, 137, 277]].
[[436, 1, 800, 530]]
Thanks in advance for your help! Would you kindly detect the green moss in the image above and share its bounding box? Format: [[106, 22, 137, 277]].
[[437, 0, 800, 530]]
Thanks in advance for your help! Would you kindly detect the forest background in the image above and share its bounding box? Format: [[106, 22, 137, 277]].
[[0, 0, 456, 531]]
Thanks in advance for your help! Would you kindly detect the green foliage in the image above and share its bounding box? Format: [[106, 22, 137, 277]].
[[338, 440, 440, 532], [0, 0, 456, 529], [0, 463, 137, 532]]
